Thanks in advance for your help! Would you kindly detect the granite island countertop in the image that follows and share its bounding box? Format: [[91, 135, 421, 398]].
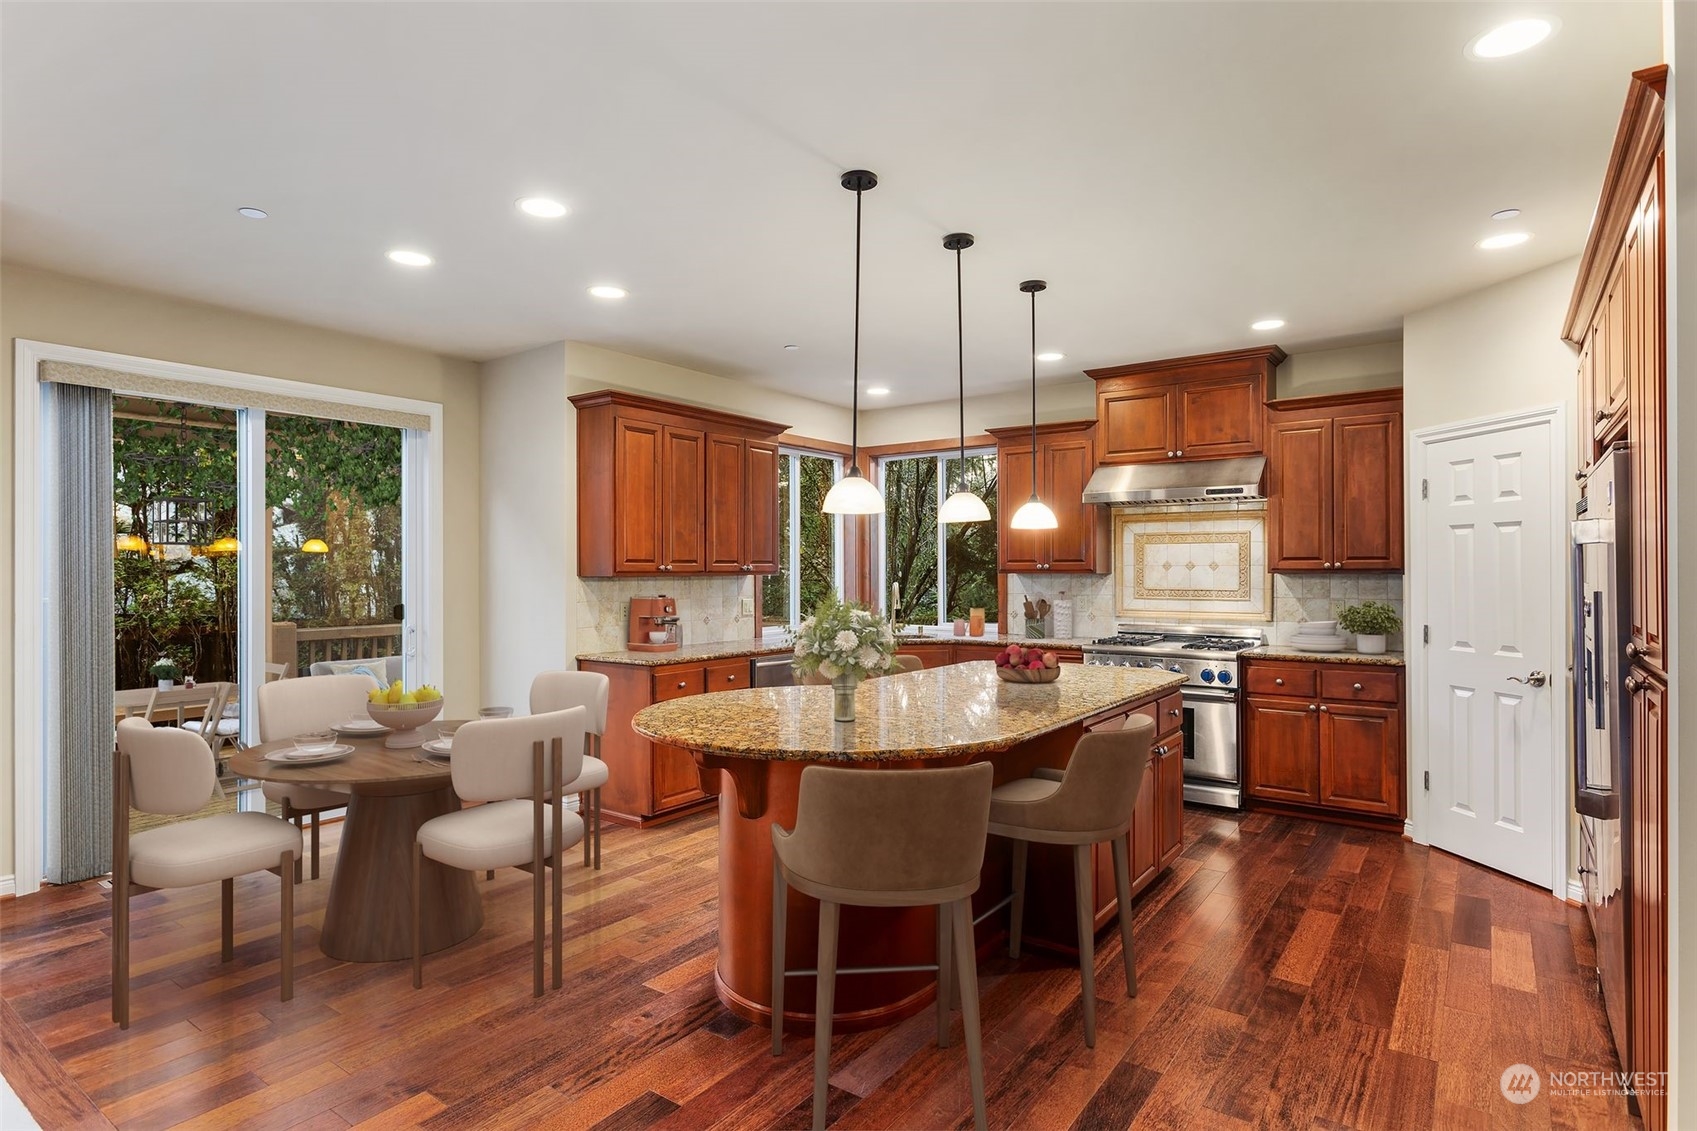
[[631, 661, 1185, 762], [1243, 646, 1405, 667]]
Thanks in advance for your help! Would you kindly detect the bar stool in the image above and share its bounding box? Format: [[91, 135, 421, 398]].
[[771, 762, 994, 1131], [985, 714, 1155, 1048]]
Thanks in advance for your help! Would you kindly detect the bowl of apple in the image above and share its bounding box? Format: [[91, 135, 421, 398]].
[[366, 681, 445, 748], [993, 644, 1062, 683]]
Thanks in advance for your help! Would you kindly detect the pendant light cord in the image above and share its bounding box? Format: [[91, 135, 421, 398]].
[[850, 185, 862, 475], [1029, 287, 1039, 502], [955, 246, 965, 492]]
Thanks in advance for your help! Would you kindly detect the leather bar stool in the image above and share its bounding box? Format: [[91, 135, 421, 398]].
[[985, 714, 1155, 1048], [771, 762, 994, 1131]]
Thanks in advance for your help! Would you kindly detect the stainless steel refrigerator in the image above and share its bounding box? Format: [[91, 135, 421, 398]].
[[1572, 443, 1630, 1066]]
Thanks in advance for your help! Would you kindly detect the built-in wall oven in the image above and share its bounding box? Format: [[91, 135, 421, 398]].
[[1081, 624, 1263, 809]]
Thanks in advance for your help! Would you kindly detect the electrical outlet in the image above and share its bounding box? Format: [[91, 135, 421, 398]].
[[740, 597, 754, 617]]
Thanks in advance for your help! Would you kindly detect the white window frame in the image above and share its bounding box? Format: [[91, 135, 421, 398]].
[[762, 447, 845, 637], [876, 447, 996, 629], [11, 340, 444, 896]]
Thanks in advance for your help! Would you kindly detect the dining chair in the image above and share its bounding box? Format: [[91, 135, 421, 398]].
[[984, 715, 1154, 1048], [174, 681, 239, 763], [257, 672, 379, 881], [771, 762, 994, 1131], [114, 688, 159, 723], [412, 707, 587, 997], [529, 671, 610, 870], [113, 718, 301, 1029]]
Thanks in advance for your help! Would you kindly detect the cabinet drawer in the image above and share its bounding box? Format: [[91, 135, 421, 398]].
[[1129, 691, 1185, 734], [704, 658, 751, 692], [1244, 663, 1316, 698], [1320, 667, 1400, 705], [653, 666, 706, 700]]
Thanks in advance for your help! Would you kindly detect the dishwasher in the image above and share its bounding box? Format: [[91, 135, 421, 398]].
[[753, 654, 796, 688]]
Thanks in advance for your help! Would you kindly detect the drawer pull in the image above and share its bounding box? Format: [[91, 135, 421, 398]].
[[677, 681, 687, 689], [726, 674, 737, 682], [1168, 708, 1180, 717], [1274, 677, 1285, 686], [1353, 682, 1364, 691]]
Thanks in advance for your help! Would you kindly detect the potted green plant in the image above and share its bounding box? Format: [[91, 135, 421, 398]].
[[793, 594, 897, 722], [1336, 601, 1401, 655], [149, 656, 182, 691]]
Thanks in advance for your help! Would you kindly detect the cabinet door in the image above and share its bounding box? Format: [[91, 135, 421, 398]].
[[1629, 167, 1666, 670], [900, 644, 953, 668], [997, 443, 1047, 571], [660, 426, 707, 573], [613, 416, 665, 573], [1175, 376, 1264, 459], [1628, 668, 1667, 1131], [1129, 752, 1159, 888], [1099, 386, 1175, 463], [745, 440, 782, 574], [1597, 263, 1630, 442], [1244, 696, 1319, 803], [1156, 734, 1184, 866], [1267, 416, 1332, 571], [651, 666, 708, 811], [704, 434, 748, 573], [1045, 434, 1099, 571], [1332, 412, 1403, 570], [1318, 703, 1403, 817]]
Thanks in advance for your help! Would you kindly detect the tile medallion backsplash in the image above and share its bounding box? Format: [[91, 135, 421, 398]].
[[1114, 510, 1268, 621], [574, 576, 756, 655]]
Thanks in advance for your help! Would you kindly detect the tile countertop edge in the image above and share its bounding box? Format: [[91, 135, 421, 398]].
[[1242, 647, 1406, 667]]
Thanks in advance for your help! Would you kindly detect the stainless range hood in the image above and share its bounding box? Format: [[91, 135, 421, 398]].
[[1081, 456, 1267, 505]]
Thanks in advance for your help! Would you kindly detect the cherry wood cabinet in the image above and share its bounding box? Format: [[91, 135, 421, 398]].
[[1626, 162, 1666, 671], [1243, 658, 1405, 830], [1267, 389, 1403, 572], [894, 642, 1083, 667], [986, 420, 1110, 574], [1627, 667, 1667, 1131], [1086, 346, 1285, 464], [572, 390, 788, 577]]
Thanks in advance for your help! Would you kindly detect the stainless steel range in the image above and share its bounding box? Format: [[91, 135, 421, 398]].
[[1082, 623, 1263, 809]]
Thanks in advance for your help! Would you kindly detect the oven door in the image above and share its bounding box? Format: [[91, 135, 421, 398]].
[[1180, 686, 1239, 785]]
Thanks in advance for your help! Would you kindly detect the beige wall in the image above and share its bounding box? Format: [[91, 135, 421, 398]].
[[1273, 339, 1403, 399], [1, 262, 483, 884]]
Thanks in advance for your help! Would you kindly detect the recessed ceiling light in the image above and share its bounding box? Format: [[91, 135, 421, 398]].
[[1251, 318, 1286, 332], [1491, 208, 1522, 221], [517, 197, 568, 219], [1035, 351, 1065, 362], [1477, 232, 1531, 250], [1467, 18, 1554, 60], [386, 249, 433, 267], [865, 386, 891, 397], [783, 344, 800, 351], [236, 206, 268, 220], [588, 285, 627, 299]]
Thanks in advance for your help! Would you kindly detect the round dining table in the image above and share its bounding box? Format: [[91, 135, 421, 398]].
[[228, 722, 481, 963]]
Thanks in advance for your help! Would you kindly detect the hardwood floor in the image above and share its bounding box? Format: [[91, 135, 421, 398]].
[[0, 806, 1635, 1130]]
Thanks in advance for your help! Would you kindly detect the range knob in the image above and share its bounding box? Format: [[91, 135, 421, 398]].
[[1217, 670, 1233, 685], [1167, 663, 1184, 674], [1199, 669, 1216, 683]]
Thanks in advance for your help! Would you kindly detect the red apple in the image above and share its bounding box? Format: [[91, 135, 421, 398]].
[[1042, 651, 1059, 669], [995, 652, 1011, 667]]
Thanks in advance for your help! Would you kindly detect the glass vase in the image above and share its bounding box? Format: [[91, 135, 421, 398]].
[[832, 671, 860, 723]]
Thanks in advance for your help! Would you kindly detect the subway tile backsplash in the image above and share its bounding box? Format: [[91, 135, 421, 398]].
[[574, 576, 756, 655]]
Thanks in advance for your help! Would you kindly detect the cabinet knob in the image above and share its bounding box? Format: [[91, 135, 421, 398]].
[[1175, 449, 1183, 457], [1167, 451, 1174, 458], [1624, 673, 1644, 694], [726, 674, 736, 682], [1274, 678, 1284, 686], [1323, 562, 1332, 569], [677, 681, 687, 689], [1308, 703, 1318, 711], [1353, 682, 1364, 691], [1594, 408, 1612, 424], [1320, 704, 1329, 712], [1574, 470, 1588, 481], [1168, 708, 1180, 717], [1626, 642, 1641, 659]]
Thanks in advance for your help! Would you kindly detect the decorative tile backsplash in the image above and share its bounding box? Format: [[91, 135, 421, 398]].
[[1115, 510, 1268, 621], [574, 576, 756, 655]]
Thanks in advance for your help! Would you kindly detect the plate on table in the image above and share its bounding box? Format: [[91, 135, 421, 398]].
[[420, 738, 454, 758], [264, 745, 354, 765], [334, 718, 389, 736]]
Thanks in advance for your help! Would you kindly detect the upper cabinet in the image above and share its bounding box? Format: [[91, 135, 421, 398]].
[[1086, 346, 1286, 464], [986, 419, 1110, 574], [1267, 389, 1403, 573], [573, 390, 788, 577]]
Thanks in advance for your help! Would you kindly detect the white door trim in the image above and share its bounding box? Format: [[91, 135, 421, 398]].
[[1406, 403, 1569, 896], [10, 339, 446, 897]]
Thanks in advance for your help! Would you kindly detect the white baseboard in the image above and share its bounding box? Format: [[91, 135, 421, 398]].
[[0, 875, 15, 898], [1567, 879, 1585, 904]]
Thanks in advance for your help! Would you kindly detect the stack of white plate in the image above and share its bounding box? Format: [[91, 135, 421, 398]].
[[1289, 621, 1348, 653]]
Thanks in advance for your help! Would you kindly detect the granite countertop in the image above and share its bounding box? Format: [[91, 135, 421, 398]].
[[1243, 646, 1405, 667], [895, 634, 1097, 651], [576, 640, 797, 667], [631, 662, 1185, 762]]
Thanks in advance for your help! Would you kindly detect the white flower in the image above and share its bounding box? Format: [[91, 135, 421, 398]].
[[856, 646, 882, 670], [833, 630, 860, 652], [819, 659, 840, 679]]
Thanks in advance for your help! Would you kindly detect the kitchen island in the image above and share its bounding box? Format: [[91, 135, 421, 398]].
[[633, 661, 1186, 1031]]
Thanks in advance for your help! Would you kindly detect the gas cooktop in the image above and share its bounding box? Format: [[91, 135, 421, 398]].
[[1086, 630, 1262, 654]]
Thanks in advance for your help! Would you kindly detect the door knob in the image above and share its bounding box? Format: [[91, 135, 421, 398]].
[[1507, 670, 1549, 688]]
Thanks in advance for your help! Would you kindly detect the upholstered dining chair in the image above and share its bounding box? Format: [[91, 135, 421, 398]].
[[257, 672, 379, 881], [771, 762, 995, 1131], [529, 670, 610, 870], [412, 707, 587, 997], [113, 718, 301, 1029], [985, 714, 1155, 1048]]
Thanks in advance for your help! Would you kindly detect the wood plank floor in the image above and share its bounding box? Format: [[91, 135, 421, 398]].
[[0, 807, 1636, 1130]]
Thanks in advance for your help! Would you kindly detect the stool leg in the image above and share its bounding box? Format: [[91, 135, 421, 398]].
[[1009, 838, 1028, 959], [221, 878, 234, 961], [952, 898, 988, 1131], [1073, 843, 1097, 1048], [771, 863, 787, 1055], [935, 903, 953, 1048], [1111, 834, 1137, 997], [592, 787, 602, 870], [812, 900, 840, 1131], [581, 793, 591, 867]]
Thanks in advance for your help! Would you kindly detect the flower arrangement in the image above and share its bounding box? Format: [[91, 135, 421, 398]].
[[1336, 600, 1402, 638], [792, 594, 897, 682], [148, 656, 182, 683]]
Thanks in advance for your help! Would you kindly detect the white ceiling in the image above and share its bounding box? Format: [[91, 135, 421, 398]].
[[0, 2, 1661, 406]]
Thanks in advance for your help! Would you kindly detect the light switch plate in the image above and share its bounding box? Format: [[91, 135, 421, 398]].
[[740, 597, 754, 617]]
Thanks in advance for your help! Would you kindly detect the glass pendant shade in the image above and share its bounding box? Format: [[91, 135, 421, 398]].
[[822, 467, 884, 515], [940, 490, 991, 524], [1010, 496, 1059, 530]]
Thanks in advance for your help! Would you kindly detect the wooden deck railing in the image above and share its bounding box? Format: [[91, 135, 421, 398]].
[[295, 623, 403, 671]]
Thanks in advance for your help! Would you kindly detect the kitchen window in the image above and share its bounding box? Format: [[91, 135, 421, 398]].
[[879, 450, 998, 625], [763, 448, 844, 631]]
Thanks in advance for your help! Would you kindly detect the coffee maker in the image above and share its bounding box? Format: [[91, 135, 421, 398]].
[[627, 596, 681, 652]]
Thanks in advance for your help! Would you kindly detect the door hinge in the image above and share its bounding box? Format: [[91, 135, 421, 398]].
[[1423, 771, 1430, 791], [1423, 625, 1430, 644], [1421, 478, 1429, 500]]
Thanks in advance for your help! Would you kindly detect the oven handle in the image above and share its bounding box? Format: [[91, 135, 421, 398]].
[[1182, 687, 1239, 704]]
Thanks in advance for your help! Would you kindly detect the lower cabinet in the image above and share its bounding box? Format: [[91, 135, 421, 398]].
[[1243, 659, 1405, 829], [580, 656, 749, 826], [896, 641, 1084, 667]]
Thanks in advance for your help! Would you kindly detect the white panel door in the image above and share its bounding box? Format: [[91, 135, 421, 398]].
[[1421, 415, 1559, 887]]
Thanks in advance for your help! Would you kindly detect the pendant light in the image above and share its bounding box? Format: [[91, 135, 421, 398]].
[[821, 169, 885, 515], [1009, 279, 1059, 531], [939, 233, 991, 524]]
